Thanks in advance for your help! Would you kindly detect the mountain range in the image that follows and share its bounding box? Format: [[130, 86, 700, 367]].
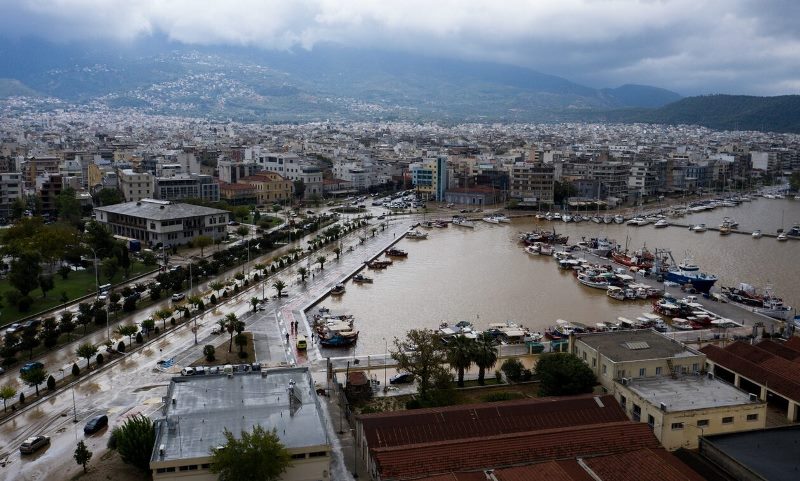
[[0, 37, 798, 132]]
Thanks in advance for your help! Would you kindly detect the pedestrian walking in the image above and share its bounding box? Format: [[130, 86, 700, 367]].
[[285, 332, 289, 343]]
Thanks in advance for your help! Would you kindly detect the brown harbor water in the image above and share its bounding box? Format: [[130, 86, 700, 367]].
[[316, 198, 800, 355]]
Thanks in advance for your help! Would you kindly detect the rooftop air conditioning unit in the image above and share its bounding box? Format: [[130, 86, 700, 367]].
[[659, 402, 667, 411], [621, 377, 629, 386], [749, 393, 758, 402], [159, 444, 165, 457]]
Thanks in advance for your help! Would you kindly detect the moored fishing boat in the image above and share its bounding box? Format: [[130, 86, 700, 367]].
[[367, 259, 393, 269], [330, 283, 346, 295], [662, 257, 717, 293], [352, 273, 373, 283], [406, 230, 429, 239], [452, 216, 475, 228], [720, 284, 792, 320], [385, 248, 408, 257]]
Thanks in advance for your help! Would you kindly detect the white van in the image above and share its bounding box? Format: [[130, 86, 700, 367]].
[[181, 367, 195, 376]]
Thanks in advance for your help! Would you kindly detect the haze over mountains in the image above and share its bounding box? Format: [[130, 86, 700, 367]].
[[1, 38, 798, 133]]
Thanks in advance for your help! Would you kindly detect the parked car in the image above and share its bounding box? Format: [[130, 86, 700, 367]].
[[19, 435, 50, 454], [21, 319, 42, 330], [20, 361, 44, 374], [181, 367, 195, 376], [389, 372, 415, 384], [171, 293, 185, 302], [83, 415, 108, 435], [227, 220, 240, 226]]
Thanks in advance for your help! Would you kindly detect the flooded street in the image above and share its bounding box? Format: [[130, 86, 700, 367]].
[[318, 198, 800, 355]]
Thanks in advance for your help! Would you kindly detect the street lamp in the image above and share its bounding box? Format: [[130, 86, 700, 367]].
[[383, 337, 388, 391]]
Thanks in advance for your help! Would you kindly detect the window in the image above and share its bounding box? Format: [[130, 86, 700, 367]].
[[201, 464, 211, 469], [647, 415, 655, 428], [291, 453, 306, 459], [632, 404, 641, 422], [692, 363, 699, 373], [309, 451, 328, 458], [602, 364, 607, 375], [722, 417, 734, 424], [655, 367, 662, 375], [671, 422, 684, 430], [592, 358, 596, 367], [639, 368, 646, 377], [582, 351, 587, 360], [620, 395, 627, 409], [747, 414, 759, 421], [698, 419, 709, 427]]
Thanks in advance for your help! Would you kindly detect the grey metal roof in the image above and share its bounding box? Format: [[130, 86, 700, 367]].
[[151, 368, 328, 463], [703, 425, 800, 481], [95, 199, 228, 221], [576, 330, 700, 362], [621, 375, 759, 411]]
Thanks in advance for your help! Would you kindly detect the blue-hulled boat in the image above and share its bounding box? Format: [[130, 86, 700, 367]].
[[664, 260, 717, 294]]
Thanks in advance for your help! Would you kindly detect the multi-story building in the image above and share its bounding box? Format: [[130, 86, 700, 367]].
[[257, 153, 323, 199], [35, 173, 63, 215], [94, 199, 229, 247], [509, 162, 554, 206], [589, 162, 630, 202], [23, 155, 60, 188], [628, 161, 658, 199], [118, 169, 154, 202], [237, 172, 293, 205], [154, 174, 219, 203], [0, 172, 23, 217], [410, 156, 449, 201], [613, 375, 765, 450], [87, 159, 115, 191], [150, 367, 331, 481], [217, 160, 261, 184], [218, 182, 257, 206], [572, 330, 706, 394]]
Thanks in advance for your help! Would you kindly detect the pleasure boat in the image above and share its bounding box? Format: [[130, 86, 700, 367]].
[[452, 216, 475, 228], [691, 224, 707, 232], [603, 215, 613, 224], [482, 215, 501, 224], [524, 244, 541, 255], [352, 273, 373, 283], [406, 230, 429, 239], [494, 214, 512, 223], [777, 233, 788, 241], [577, 271, 612, 289], [587, 237, 614, 257], [752, 230, 762, 238], [385, 248, 408, 257], [719, 225, 731, 235], [721, 217, 739, 229], [663, 259, 718, 293], [613, 214, 625, 224], [653, 219, 669, 228], [329, 284, 346, 296]]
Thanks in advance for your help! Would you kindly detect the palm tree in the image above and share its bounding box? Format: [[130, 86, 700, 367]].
[[333, 247, 341, 260], [272, 280, 286, 297], [250, 297, 259, 312], [316, 256, 326, 270], [473, 333, 499, 386], [447, 335, 476, 387], [225, 313, 238, 352], [297, 267, 308, 283]]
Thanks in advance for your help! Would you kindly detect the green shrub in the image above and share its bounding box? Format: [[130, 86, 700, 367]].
[[501, 358, 525, 382]]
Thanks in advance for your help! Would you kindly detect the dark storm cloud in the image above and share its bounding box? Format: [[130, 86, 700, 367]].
[[0, 0, 797, 94]]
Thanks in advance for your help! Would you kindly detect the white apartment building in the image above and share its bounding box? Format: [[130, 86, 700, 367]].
[[257, 153, 322, 199], [0, 172, 23, 217], [118, 169, 154, 202]]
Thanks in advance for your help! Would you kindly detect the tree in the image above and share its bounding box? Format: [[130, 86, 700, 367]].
[[141, 318, 155, 336], [235, 333, 248, 357], [19, 325, 40, 359], [58, 264, 71, 280], [21, 367, 47, 397], [209, 281, 225, 297], [250, 297, 259, 312], [77, 343, 99, 369], [9, 251, 41, 296], [72, 362, 81, 377], [110, 414, 156, 472], [56, 187, 82, 225], [272, 280, 286, 298], [41, 316, 60, 349], [293, 179, 306, 199], [0, 385, 16, 412], [47, 375, 56, 391], [446, 335, 476, 388], [203, 345, 216, 362], [333, 247, 341, 260], [74, 440, 93, 473], [536, 353, 597, 396], [225, 313, 238, 352], [194, 235, 213, 257], [316, 255, 326, 269], [83, 221, 115, 258], [390, 329, 449, 400], [210, 425, 290, 481], [96, 188, 123, 207], [116, 324, 138, 345], [60, 311, 76, 340], [297, 267, 308, 283], [141, 250, 157, 266], [37, 274, 55, 298], [500, 358, 524, 382], [118, 245, 131, 278], [236, 225, 251, 238], [473, 333, 499, 386], [102, 256, 119, 282], [155, 309, 173, 330]]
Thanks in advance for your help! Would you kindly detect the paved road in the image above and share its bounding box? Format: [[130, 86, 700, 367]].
[[0, 215, 412, 481]]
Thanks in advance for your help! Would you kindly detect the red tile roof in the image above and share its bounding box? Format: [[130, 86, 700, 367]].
[[701, 343, 800, 402], [582, 448, 706, 481], [756, 339, 800, 362], [373, 421, 660, 480], [359, 394, 626, 449], [410, 449, 702, 481], [783, 336, 800, 353]]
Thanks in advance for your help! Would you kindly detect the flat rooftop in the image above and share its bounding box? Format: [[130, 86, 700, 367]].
[[576, 329, 700, 362], [152, 367, 328, 463], [96, 199, 228, 220], [703, 425, 800, 481], [621, 375, 759, 412]]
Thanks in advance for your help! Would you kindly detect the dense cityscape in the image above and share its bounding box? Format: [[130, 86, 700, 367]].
[[2, 1, 800, 481]]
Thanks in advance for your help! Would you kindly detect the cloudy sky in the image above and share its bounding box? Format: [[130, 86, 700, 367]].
[[1, 0, 798, 95]]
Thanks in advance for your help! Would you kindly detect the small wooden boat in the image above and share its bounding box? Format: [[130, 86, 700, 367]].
[[352, 273, 373, 283]]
